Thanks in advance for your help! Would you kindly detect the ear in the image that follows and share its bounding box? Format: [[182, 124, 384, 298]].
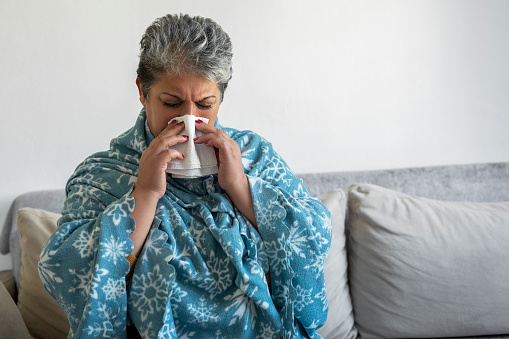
[[136, 78, 147, 106]]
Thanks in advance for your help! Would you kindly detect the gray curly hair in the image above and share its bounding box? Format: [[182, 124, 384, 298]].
[[137, 14, 233, 101]]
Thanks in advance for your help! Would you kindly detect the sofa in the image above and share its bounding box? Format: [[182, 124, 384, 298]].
[[1, 161, 509, 339]]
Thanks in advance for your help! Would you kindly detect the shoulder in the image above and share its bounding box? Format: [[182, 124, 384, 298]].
[[219, 125, 290, 176], [221, 126, 274, 153], [66, 149, 138, 196]]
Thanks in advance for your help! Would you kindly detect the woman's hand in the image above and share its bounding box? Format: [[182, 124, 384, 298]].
[[194, 121, 258, 227], [135, 121, 187, 201], [194, 120, 244, 192]]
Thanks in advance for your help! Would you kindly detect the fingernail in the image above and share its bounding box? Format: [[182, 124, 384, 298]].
[[205, 141, 209, 145], [196, 119, 204, 124], [178, 121, 184, 125], [193, 137, 199, 142], [182, 135, 188, 139], [169, 120, 177, 125]]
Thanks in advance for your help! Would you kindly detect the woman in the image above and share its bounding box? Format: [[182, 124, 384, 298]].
[[39, 14, 331, 339]]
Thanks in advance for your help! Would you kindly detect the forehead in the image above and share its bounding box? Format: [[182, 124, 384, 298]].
[[152, 72, 220, 98]]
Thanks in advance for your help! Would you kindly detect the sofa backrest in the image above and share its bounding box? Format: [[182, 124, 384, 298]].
[[298, 162, 509, 202]]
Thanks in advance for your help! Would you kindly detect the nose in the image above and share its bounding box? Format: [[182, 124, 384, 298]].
[[182, 102, 197, 117]]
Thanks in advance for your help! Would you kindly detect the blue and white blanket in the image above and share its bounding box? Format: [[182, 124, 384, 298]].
[[39, 109, 331, 338]]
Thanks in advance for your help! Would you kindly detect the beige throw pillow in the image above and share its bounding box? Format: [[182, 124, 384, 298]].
[[17, 208, 70, 339]]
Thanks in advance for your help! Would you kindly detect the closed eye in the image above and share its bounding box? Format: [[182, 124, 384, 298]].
[[197, 103, 212, 109], [196, 96, 215, 109], [163, 102, 181, 108]]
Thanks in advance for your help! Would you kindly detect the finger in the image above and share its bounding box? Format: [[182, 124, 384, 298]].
[[159, 121, 185, 139], [194, 128, 229, 145], [194, 120, 217, 134], [194, 134, 223, 150], [151, 134, 189, 154], [151, 121, 188, 150], [158, 148, 184, 166], [197, 135, 241, 164]]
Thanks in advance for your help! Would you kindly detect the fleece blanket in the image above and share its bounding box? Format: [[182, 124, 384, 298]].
[[39, 109, 331, 339]]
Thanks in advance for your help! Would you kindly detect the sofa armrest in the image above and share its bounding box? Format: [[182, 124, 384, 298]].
[[0, 279, 31, 339], [0, 189, 66, 290]]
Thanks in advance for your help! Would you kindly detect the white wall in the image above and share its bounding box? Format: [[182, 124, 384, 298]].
[[1, 0, 508, 269]]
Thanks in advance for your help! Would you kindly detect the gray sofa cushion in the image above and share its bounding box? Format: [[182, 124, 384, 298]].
[[348, 183, 509, 338]]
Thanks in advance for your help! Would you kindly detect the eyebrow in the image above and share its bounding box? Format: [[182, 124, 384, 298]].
[[161, 93, 181, 100], [161, 93, 217, 102], [197, 96, 217, 103]]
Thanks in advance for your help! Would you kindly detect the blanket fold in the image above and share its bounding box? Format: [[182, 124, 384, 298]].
[[39, 108, 331, 339]]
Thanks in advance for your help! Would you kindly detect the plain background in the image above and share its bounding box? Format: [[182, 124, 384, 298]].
[[1, 0, 508, 269]]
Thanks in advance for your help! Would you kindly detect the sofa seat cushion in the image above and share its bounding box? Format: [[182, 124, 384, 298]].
[[0, 280, 31, 339], [348, 183, 509, 338], [0, 269, 16, 301]]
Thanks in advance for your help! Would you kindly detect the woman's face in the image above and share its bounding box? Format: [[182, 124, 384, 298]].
[[137, 72, 221, 137]]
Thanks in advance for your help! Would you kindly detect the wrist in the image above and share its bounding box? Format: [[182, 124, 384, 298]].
[[130, 184, 161, 206]]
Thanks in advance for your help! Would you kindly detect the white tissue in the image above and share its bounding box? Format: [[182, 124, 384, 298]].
[[166, 115, 219, 178]]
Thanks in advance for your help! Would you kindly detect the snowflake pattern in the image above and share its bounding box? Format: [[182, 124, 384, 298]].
[[141, 227, 168, 260], [129, 264, 169, 321], [188, 297, 220, 327], [105, 200, 130, 226], [225, 286, 260, 329], [264, 235, 289, 276], [102, 278, 125, 301], [38, 250, 63, 291], [38, 108, 330, 338], [289, 221, 311, 259], [101, 235, 128, 265], [73, 229, 95, 258], [204, 250, 233, 298], [68, 263, 108, 299], [255, 322, 280, 339], [316, 287, 328, 312], [85, 321, 114, 338], [304, 249, 329, 279], [294, 285, 314, 312]]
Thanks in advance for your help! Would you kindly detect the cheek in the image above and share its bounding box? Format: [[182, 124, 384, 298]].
[[206, 108, 220, 125], [146, 108, 165, 137]]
